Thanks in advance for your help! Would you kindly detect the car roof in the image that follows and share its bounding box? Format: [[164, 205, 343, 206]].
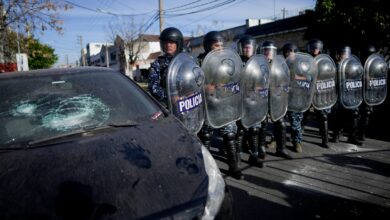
[[0, 67, 116, 79]]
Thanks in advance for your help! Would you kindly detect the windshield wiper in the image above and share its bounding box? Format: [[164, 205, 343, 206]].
[[27, 129, 89, 148], [27, 122, 138, 148], [107, 121, 138, 127]]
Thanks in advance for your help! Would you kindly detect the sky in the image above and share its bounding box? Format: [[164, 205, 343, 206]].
[[36, 0, 316, 66]]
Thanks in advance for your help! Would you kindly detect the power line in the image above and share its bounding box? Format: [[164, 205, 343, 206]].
[[165, 0, 236, 17], [165, 0, 221, 13], [175, 0, 247, 29], [63, 0, 155, 17], [164, 0, 203, 11]]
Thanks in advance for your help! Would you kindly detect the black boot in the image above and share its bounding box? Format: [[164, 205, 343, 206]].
[[198, 130, 212, 150], [236, 126, 245, 158], [358, 113, 370, 141], [224, 132, 243, 179], [258, 125, 267, 159], [274, 120, 293, 160], [248, 127, 264, 168], [321, 120, 330, 148], [348, 118, 362, 146]]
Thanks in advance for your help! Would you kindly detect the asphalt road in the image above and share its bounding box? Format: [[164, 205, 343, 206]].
[[211, 126, 390, 220]]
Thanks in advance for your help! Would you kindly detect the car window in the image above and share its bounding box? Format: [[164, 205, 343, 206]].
[[0, 70, 162, 147]]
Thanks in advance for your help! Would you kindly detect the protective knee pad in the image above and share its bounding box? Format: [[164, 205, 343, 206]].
[[237, 128, 245, 137], [251, 127, 260, 135], [224, 132, 236, 141]]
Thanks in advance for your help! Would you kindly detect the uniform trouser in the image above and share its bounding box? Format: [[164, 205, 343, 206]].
[[287, 111, 303, 143], [330, 102, 342, 139], [273, 118, 287, 151], [316, 108, 331, 143], [236, 120, 245, 154], [330, 103, 360, 141], [346, 108, 360, 141], [358, 104, 373, 139], [198, 121, 239, 170]]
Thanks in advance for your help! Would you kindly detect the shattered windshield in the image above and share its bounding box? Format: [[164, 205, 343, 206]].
[[0, 70, 161, 147]]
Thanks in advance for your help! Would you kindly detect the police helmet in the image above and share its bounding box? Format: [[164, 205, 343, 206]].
[[307, 39, 323, 54], [203, 31, 224, 53], [237, 35, 257, 56], [336, 45, 352, 60], [260, 41, 277, 59], [160, 27, 183, 55], [282, 43, 298, 54], [360, 44, 377, 61]]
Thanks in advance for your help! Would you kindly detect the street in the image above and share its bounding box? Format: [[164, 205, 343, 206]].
[[212, 125, 390, 220]]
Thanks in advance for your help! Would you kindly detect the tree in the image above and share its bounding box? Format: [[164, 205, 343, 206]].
[[6, 30, 57, 69], [106, 18, 153, 78], [0, 0, 71, 63], [305, 0, 390, 54], [27, 38, 58, 69], [107, 18, 148, 66]]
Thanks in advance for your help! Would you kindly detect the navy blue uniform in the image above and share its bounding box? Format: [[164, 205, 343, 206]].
[[148, 55, 174, 107], [288, 111, 303, 143]]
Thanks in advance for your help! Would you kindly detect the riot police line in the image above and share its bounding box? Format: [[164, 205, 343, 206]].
[[149, 27, 388, 178], [164, 43, 387, 139]]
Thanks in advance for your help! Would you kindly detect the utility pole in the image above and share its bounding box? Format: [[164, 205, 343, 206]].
[[159, 0, 164, 33], [77, 35, 86, 66], [273, 0, 276, 20], [0, 1, 5, 64], [282, 8, 286, 19], [65, 55, 69, 67], [105, 43, 109, 68]]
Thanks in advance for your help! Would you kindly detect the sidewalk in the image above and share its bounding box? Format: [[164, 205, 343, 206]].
[[212, 126, 390, 220]]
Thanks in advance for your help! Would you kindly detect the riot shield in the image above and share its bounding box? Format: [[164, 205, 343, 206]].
[[201, 48, 243, 128], [338, 55, 364, 109], [241, 54, 270, 128], [167, 52, 205, 133], [269, 55, 290, 121], [286, 52, 318, 112], [363, 54, 388, 106], [312, 54, 337, 110]]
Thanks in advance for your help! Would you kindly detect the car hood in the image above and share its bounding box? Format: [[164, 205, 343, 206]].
[[0, 116, 208, 219]]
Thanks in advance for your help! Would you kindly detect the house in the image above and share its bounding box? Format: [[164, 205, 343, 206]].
[[188, 18, 273, 57], [246, 13, 310, 52]]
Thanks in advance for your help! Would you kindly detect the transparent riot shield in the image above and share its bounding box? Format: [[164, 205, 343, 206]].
[[167, 52, 205, 133], [286, 52, 318, 112], [363, 54, 388, 106], [338, 55, 364, 109], [201, 48, 243, 128], [312, 54, 337, 110], [241, 54, 270, 128], [269, 55, 290, 121]]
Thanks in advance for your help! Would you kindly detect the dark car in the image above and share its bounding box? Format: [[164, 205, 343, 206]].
[[0, 67, 232, 220]]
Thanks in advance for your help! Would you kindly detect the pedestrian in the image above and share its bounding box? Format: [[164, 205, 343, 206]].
[[197, 31, 243, 179], [261, 41, 292, 159], [283, 42, 305, 152], [148, 27, 183, 108], [331, 45, 362, 145], [237, 35, 266, 167], [307, 39, 332, 148]]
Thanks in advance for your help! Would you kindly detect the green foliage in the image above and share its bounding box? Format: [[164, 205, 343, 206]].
[[27, 39, 58, 69], [306, 0, 390, 53]]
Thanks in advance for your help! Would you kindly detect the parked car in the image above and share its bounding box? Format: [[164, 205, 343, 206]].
[[0, 67, 232, 220]]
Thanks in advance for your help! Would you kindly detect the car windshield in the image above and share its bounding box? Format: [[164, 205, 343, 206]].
[[0, 70, 162, 147]]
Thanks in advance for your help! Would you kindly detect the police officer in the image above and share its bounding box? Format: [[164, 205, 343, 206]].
[[307, 39, 332, 148], [283, 43, 305, 152], [148, 27, 183, 107], [358, 45, 377, 141], [261, 41, 292, 159], [198, 31, 243, 179], [331, 45, 362, 145], [237, 35, 265, 167]]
